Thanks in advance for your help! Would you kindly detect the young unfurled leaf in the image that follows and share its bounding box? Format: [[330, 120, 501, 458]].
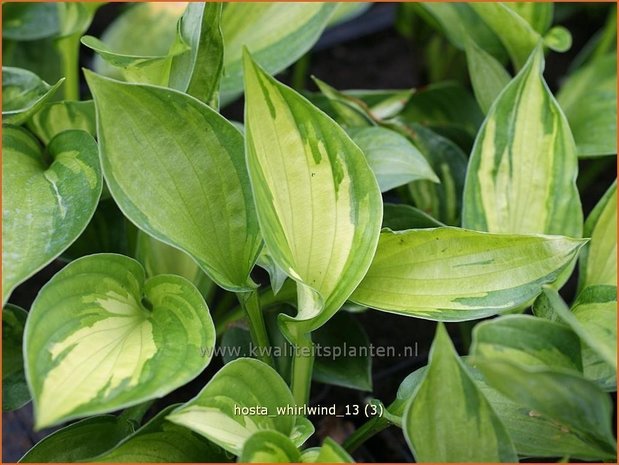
[[505, 2, 553, 34], [350, 228, 586, 321], [475, 358, 617, 456], [2, 67, 64, 125], [168, 3, 223, 107], [471, 314, 582, 372], [220, 3, 336, 97], [134, 230, 216, 301], [243, 51, 382, 336], [542, 286, 617, 371], [382, 203, 444, 231], [580, 181, 617, 289], [464, 36, 511, 114], [403, 324, 518, 462], [558, 54, 617, 157], [405, 124, 468, 226], [2, 304, 29, 411], [2, 128, 102, 304], [463, 46, 582, 238], [25, 254, 215, 429], [20, 415, 135, 463], [87, 405, 229, 463], [348, 126, 438, 192], [167, 358, 299, 455], [27, 100, 96, 144], [240, 430, 301, 463], [86, 72, 262, 292]]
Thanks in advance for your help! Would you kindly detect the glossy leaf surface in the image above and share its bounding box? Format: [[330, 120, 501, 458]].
[[3, 304, 29, 411]]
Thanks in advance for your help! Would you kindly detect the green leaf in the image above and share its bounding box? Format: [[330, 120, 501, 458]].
[[19, 415, 135, 463], [81, 35, 188, 86], [464, 36, 511, 114], [313, 77, 375, 127], [312, 312, 372, 391], [403, 324, 517, 462], [348, 126, 438, 192], [220, 3, 336, 97], [91, 3, 186, 81], [542, 286, 617, 371], [2, 128, 102, 304], [471, 314, 582, 372], [558, 53, 617, 157], [350, 228, 586, 321], [328, 3, 371, 27], [2, 3, 60, 40], [256, 248, 289, 295], [2, 67, 64, 125], [405, 123, 468, 226], [580, 181, 617, 288], [243, 51, 382, 335], [27, 99, 96, 145], [167, 358, 298, 455], [544, 26, 573, 53], [474, 358, 617, 456], [504, 2, 553, 34], [3, 304, 29, 411], [240, 430, 301, 463], [169, 3, 224, 107], [463, 46, 582, 238], [87, 405, 229, 462], [134, 230, 215, 300], [396, 360, 616, 460], [382, 203, 444, 231], [311, 438, 354, 463], [24, 254, 215, 429], [85, 71, 262, 292], [470, 3, 551, 69]]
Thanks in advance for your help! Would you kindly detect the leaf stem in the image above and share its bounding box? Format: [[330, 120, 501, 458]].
[[290, 327, 314, 406], [291, 53, 311, 91], [56, 35, 81, 101], [343, 415, 392, 453], [237, 290, 274, 368]]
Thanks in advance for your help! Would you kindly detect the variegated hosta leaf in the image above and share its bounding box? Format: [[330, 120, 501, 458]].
[[403, 324, 518, 462], [87, 405, 228, 462], [350, 228, 586, 321], [559, 54, 617, 157], [2, 128, 102, 304], [27, 100, 96, 144], [85, 71, 262, 292], [167, 358, 300, 455], [25, 254, 215, 429], [580, 181, 617, 289], [347, 126, 438, 192], [243, 51, 383, 335], [463, 46, 583, 238], [221, 3, 336, 96], [301, 438, 354, 463], [240, 431, 301, 463], [3, 304, 29, 411], [2, 67, 64, 125], [464, 36, 511, 114], [134, 230, 215, 300]]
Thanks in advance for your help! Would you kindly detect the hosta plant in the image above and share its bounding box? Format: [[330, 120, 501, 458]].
[[2, 2, 617, 463]]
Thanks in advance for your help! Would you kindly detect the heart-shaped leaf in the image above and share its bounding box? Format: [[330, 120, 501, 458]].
[[2, 127, 102, 304], [347, 126, 438, 192], [20, 415, 135, 463], [3, 304, 29, 411], [240, 430, 301, 463], [580, 181, 616, 289], [403, 324, 518, 462], [167, 358, 299, 455], [87, 405, 228, 463], [350, 228, 586, 321], [2, 67, 64, 125], [243, 51, 382, 335], [85, 71, 262, 292], [27, 100, 96, 144], [25, 254, 215, 429], [463, 46, 583, 238]]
